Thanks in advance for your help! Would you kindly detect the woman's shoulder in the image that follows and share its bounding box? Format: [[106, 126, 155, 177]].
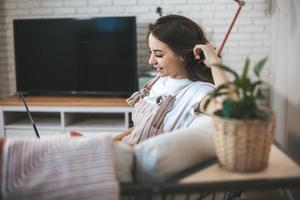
[[188, 80, 215, 90], [177, 80, 215, 98], [174, 81, 214, 105]]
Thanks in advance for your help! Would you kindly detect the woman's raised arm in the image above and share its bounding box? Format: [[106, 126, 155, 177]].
[[193, 44, 230, 115]]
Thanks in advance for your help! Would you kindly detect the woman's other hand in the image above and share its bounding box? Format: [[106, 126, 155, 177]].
[[70, 131, 84, 137], [112, 127, 134, 141]]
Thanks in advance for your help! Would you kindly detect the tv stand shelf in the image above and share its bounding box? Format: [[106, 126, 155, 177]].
[[0, 96, 132, 138]]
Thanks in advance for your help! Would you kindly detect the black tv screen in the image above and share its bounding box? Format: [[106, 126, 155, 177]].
[[13, 16, 138, 97]]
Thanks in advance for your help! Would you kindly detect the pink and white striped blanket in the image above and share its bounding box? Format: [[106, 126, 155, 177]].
[[0, 135, 119, 200]]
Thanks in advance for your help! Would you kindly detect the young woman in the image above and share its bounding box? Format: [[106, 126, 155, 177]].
[[116, 15, 229, 145], [0, 15, 232, 198]]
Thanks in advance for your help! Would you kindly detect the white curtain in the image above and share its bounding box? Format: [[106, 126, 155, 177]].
[[271, 0, 300, 151]]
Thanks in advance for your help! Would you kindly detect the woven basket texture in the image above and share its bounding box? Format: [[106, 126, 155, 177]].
[[213, 114, 275, 172]]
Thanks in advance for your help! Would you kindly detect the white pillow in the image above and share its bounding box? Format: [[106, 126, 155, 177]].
[[134, 115, 216, 183], [112, 141, 133, 182]]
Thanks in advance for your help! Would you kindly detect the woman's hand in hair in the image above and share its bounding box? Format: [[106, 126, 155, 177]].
[[193, 43, 221, 67], [194, 43, 229, 87]]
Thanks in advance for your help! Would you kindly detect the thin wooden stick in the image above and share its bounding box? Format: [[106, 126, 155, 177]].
[[217, 0, 246, 57]]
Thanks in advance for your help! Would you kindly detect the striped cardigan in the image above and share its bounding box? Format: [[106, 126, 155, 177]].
[[0, 135, 119, 200]]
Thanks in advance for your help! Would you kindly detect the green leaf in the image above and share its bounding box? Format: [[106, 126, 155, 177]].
[[203, 82, 235, 111], [250, 80, 263, 93], [203, 91, 231, 111], [211, 91, 230, 98], [213, 82, 232, 93], [238, 78, 251, 93], [254, 57, 267, 77], [251, 80, 263, 88], [241, 58, 250, 79], [222, 99, 236, 118], [211, 63, 239, 80]]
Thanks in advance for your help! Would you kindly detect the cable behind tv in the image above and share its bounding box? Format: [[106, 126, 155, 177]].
[[18, 93, 40, 138]]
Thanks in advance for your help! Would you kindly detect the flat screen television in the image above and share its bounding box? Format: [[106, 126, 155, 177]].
[[13, 16, 138, 97]]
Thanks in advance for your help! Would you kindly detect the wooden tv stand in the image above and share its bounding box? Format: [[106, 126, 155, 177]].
[[0, 96, 132, 138]]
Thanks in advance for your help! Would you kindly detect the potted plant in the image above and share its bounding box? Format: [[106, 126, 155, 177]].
[[204, 57, 275, 172]]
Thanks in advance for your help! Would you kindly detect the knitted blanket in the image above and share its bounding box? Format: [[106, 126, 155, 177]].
[[0, 135, 119, 200]]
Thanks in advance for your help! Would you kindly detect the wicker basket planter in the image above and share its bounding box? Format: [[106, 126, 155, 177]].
[[212, 113, 275, 172]]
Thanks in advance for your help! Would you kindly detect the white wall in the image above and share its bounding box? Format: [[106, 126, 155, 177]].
[[0, 0, 271, 98], [271, 0, 300, 164]]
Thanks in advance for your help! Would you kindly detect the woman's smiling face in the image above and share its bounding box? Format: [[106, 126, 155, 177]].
[[148, 33, 188, 79]]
